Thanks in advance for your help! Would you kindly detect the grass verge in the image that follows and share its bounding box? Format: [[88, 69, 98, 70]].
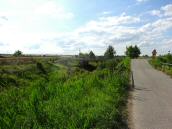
[[149, 57, 172, 77]]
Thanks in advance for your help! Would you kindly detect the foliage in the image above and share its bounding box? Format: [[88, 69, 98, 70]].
[[13, 50, 22, 57], [164, 54, 172, 64], [142, 55, 149, 58], [149, 58, 161, 69], [79, 52, 89, 58], [36, 62, 47, 75], [0, 62, 57, 90], [0, 57, 58, 65], [149, 54, 172, 77], [97, 58, 123, 72], [78, 60, 96, 71], [79, 51, 96, 60], [88, 51, 96, 59], [126, 45, 141, 58], [0, 58, 130, 129], [104, 45, 116, 59]]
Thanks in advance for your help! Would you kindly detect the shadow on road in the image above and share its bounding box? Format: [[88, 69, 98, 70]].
[[134, 87, 151, 91]]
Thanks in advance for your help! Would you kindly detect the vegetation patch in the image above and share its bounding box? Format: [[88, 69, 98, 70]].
[[0, 57, 130, 129], [149, 54, 172, 77]]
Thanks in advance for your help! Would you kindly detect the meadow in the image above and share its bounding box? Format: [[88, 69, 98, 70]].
[[0, 56, 130, 129]]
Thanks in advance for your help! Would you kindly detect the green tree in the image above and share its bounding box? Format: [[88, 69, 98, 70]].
[[79, 52, 88, 58], [88, 51, 96, 59], [13, 50, 22, 57], [104, 45, 116, 59], [126, 45, 141, 58], [165, 53, 172, 63]]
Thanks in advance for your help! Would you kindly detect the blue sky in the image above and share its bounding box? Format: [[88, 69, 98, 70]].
[[0, 0, 172, 55]]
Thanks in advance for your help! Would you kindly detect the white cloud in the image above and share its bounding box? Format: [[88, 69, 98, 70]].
[[149, 4, 172, 17], [150, 10, 162, 17], [0, 0, 74, 54], [161, 4, 172, 16], [0, 0, 74, 27], [76, 15, 140, 34], [152, 17, 172, 32], [1, 10, 172, 55], [69, 13, 172, 55], [0, 1, 172, 55], [136, 0, 149, 3], [61, 15, 141, 55], [102, 11, 112, 15], [34, 1, 74, 20]]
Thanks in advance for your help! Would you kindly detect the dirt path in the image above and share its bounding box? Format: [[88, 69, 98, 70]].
[[130, 59, 172, 129]]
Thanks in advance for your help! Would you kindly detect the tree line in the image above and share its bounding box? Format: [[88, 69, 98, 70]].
[[13, 45, 141, 59], [78, 45, 141, 59]]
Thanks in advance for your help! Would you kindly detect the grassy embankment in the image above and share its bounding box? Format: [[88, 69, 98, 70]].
[[149, 54, 172, 77], [0, 57, 130, 129]]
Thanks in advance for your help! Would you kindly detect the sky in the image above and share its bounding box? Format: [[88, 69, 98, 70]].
[[0, 0, 172, 55]]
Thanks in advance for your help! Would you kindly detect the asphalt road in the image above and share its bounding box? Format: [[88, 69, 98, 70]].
[[130, 59, 172, 129]]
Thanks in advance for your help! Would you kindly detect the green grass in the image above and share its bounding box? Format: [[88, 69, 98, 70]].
[[0, 62, 59, 91], [0, 58, 130, 129], [149, 55, 172, 77]]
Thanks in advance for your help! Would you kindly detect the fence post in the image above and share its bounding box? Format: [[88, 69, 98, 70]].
[[131, 71, 134, 89]]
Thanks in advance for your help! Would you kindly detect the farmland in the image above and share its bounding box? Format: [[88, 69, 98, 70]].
[[0, 56, 130, 129]]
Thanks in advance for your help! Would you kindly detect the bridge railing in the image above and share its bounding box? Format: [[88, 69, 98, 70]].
[[161, 63, 172, 66], [161, 63, 172, 70]]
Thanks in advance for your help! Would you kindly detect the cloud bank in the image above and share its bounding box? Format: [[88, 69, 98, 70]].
[[0, 1, 172, 55]]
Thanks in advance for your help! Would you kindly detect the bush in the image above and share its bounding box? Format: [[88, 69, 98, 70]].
[[164, 54, 172, 63], [149, 55, 172, 77], [149, 58, 161, 69], [36, 62, 47, 74], [78, 60, 96, 71], [97, 58, 122, 71], [13, 50, 22, 57]]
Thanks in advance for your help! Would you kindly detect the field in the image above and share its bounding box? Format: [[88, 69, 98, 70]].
[[149, 54, 172, 77], [0, 56, 59, 65], [0, 56, 130, 129]]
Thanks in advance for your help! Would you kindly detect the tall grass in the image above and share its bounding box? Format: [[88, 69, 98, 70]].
[[0, 62, 59, 90], [149, 54, 172, 77], [0, 58, 130, 129]]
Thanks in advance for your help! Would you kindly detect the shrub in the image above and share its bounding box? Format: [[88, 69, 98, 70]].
[[13, 50, 22, 57], [149, 55, 172, 77], [164, 54, 172, 63], [78, 60, 96, 71], [36, 62, 47, 75]]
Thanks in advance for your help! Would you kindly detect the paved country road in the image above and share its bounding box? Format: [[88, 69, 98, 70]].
[[130, 59, 172, 129]]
